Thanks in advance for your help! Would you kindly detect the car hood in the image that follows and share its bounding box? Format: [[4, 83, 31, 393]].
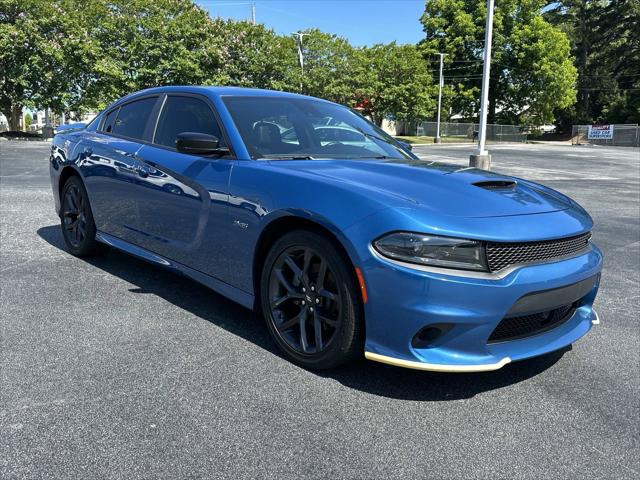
[[275, 158, 573, 218]]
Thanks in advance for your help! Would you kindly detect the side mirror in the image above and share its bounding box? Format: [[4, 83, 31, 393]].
[[398, 140, 413, 152], [176, 132, 228, 155]]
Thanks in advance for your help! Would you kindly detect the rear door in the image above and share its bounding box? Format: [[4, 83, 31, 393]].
[[79, 96, 161, 243], [133, 94, 234, 280]]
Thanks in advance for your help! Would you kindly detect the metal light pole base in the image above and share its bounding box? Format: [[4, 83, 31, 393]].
[[469, 154, 491, 170], [434, 137, 442, 144]]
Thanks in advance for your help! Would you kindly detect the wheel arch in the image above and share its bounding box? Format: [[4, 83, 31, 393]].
[[252, 212, 363, 309], [57, 166, 83, 208]]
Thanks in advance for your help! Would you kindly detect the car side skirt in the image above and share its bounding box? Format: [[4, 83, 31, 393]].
[[364, 351, 512, 372], [95, 231, 255, 309]]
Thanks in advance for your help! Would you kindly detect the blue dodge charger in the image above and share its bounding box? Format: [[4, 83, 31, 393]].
[[49, 86, 603, 371]]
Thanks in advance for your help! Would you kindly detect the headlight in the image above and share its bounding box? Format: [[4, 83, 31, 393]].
[[373, 232, 488, 271]]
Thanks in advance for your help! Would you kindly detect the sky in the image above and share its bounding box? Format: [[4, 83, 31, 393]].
[[194, 0, 426, 46]]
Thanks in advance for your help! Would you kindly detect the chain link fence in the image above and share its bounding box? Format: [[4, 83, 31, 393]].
[[571, 124, 640, 147], [410, 122, 527, 143]]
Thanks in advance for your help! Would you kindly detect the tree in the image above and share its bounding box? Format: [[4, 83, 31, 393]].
[[420, 0, 578, 125], [0, 0, 94, 129], [546, 0, 640, 125], [296, 29, 359, 103], [72, 0, 226, 111], [213, 19, 298, 91], [23, 111, 32, 130], [354, 43, 436, 126]]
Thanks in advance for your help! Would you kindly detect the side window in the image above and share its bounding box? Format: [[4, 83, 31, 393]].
[[100, 108, 119, 133], [154, 96, 223, 148], [111, 97, 157, 140]]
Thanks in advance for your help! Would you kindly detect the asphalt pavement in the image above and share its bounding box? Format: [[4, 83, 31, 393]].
[[1, 140, 638, 479]]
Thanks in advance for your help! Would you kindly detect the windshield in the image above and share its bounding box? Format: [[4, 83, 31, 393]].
[[222, 96, 415, 160]]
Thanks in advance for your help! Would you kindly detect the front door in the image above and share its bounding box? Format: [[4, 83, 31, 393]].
[[131, 94, 234, 281]]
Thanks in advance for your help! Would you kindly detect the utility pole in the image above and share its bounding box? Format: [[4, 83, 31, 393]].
[[292, 31, 309, 91], [470, 0, 495, 170], [251, 3, 256, 25], [435, 53, 447, 144]]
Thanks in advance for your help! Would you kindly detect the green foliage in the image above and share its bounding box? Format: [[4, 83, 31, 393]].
[[24, 111, 32, 129], [76, 0, 225, 110], [4, 0, 607, 132], [545, 0, 640, 125], [0, 2, 437, 126], [213, 19, 298, 91], [354, 43, 436, 125], [0, 0, 95, 128], [296, 29, 357, 104], [420, 0, 578, 125]]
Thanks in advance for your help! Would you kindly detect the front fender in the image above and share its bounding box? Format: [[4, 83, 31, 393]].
[[224, 160, 390, 293]]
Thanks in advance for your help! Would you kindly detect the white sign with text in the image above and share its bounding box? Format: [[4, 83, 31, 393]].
[[588, 125, 614, 140]]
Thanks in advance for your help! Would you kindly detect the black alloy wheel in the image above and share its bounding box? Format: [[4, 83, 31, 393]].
[[60, 175, 104, 256], [261, 230, 363, 369]]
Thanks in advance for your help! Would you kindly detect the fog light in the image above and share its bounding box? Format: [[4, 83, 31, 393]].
[[411, 323, 453, 349]]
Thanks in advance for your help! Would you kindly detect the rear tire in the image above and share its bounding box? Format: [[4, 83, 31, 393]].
[[60, 175, 105, 257], [260, 230, 363, 369]]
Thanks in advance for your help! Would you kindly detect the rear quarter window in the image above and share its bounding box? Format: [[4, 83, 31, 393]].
[[100, 108, 119, 134]]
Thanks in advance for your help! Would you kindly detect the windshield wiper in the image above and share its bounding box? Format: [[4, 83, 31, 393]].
[[347, 155, 397, 159], [353, 127, 393, 145], [260, 154, 316, 160]]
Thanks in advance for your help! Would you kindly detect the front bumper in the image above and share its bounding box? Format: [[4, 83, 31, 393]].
[[360, 244, 603, 372]]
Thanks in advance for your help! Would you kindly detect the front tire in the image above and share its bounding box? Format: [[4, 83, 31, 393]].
[[260, 230, 363, 369], [60, 175, 104, 257]]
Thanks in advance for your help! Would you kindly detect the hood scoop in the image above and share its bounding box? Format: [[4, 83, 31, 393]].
[[473, 180, 518, 191]]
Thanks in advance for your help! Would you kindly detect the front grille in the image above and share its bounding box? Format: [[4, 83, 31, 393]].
[[488, 303, 576, 343], [486, 232, 591, 272]]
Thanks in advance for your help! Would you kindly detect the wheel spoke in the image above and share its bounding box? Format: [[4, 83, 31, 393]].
[[302, 249, 312, 276], [274, 268, 296, 294], [284, 255, 304, 287], [315, 311, 338, 328], [313, 313, 323, 352], [78, 219, 86, 237], [65, 192, 78, 212], [272, 292, 303, 308], [64, 218, 77, 231], [319, 288, 337, 302], [276, 306, 307, 332], [299, 308, 310, 352], [69, 188, 79, 210], [316, 259, 327, 289]]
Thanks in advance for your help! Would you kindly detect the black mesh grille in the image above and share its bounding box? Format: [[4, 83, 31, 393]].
[[486, 232, 591, 272], [488, 303, 576, 343]]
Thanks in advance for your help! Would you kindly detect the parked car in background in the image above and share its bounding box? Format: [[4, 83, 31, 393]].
[[49, 86, 602, 371]]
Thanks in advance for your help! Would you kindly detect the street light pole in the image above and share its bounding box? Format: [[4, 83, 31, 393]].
[[251, 3, 256, 25], [292, 31, 309, 91], [435, 52, 447, 144], [470, 0, 495, 170]]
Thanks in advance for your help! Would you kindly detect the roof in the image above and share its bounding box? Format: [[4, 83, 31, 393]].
[[99, 86, 334, 118], [124, 85, 323, 101]]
